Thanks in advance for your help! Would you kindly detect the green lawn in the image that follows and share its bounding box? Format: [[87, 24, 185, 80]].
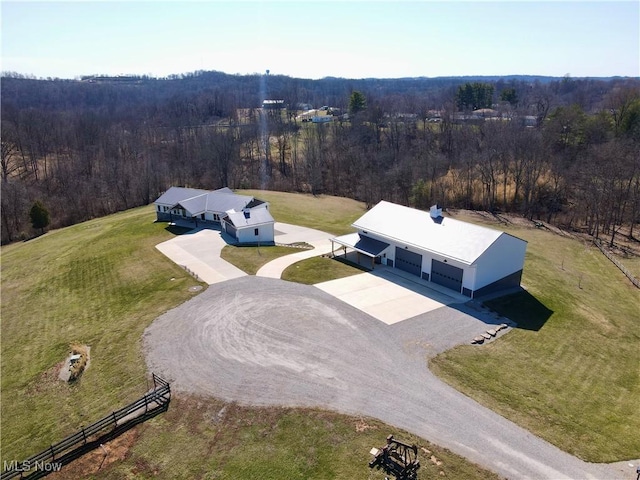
[[92, 396, 500, 480], [220, 244, 301, 275], [282, 256, 369, 285], [0, 206, 202, 463], [430, 213, 640, 462], [1, 200, 497, 479], [239, 190, 365, 236], [3, 195, 638, 475]]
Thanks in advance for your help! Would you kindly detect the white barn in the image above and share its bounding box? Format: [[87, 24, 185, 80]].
[[331, 201, 527, 298], [154, 187, 275, 244]]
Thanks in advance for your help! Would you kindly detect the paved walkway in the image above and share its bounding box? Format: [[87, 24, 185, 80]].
[[256, 222, 333, 278]]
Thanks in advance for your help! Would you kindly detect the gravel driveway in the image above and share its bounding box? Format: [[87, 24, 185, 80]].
[[144, 276, 622, 480]]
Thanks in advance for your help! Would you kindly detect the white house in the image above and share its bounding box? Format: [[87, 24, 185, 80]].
[[221, 204, 275, 244], [330, 201, 527, 298], [154, 187, 275, 244]]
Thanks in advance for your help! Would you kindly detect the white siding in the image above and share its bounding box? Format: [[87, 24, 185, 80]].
[[473, 234, 527, 290], [236, 223, 275, 244]]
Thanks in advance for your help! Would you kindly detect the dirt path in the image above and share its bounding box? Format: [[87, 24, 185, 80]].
[[143, 276, 622, 480]]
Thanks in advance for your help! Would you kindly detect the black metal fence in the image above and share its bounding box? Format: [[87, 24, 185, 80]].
[[593, 238, 640, 288], [1, 374, 170, 480]]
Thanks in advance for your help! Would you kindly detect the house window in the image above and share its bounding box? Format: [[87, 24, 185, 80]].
[[201, 214, 205, 220], [213, 214, 220, 221], [254, 228, 259, 236], [157, 205, 160, 211]]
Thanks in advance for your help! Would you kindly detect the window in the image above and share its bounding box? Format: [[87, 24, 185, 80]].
[[213, 213, 220, 221], [201, 214, 205, 220], [157, 205, 160, 211], [254, 228, 259, 236]]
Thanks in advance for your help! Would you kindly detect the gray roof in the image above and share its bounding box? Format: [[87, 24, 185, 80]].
[[225, 206, 274, 228], [332, 232, 390, 257], [155, 187, 254, 215], [353, 201, 524, 265], [154, 187, 209, 206]]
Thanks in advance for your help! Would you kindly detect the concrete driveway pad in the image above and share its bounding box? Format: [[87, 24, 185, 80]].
[[156, 228, 246, 284], [316, 271, 456, 324]]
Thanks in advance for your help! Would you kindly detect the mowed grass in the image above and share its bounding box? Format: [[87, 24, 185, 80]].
[[0, 206, 202, 463], [220, 245, 299, 275], [239, 190, 366, 235], [282, 256, 369, 285], [430, 212, 640, 462], [1, 199, 497, 479]]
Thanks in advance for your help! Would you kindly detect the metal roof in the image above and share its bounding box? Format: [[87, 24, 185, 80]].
[[353, 201, 514, 265], [156, 187, 254, 215], [225, 206, 274, 228], [332, 233, 390, 257], [154, 187, 209, 206]]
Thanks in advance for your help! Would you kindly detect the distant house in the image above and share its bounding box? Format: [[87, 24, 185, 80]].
[[154, 187, 275, 244], [262, 99, 285, 109], [330, 201, 527, 298], [312, 115, 333, 123]]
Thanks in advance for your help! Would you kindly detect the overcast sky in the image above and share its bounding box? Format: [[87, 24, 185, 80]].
[[2, 1, 639, 79]]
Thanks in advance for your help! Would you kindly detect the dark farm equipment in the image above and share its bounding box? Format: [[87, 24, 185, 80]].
[[369, 434, 420, 480]]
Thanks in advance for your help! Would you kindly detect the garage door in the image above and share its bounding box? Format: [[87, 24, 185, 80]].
[[431, 260, 463, 292], [394, 247, 422, 277]]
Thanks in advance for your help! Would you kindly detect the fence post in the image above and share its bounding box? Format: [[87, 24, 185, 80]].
[[112, 412, 118, 429], [50, 444, 56, 461], [82, 426, 87, 444]]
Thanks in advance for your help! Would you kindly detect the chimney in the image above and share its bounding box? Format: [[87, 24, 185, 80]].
[[430, 204, 442, 218]]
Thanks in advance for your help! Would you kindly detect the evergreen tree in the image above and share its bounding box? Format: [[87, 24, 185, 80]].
[[349, 90, 367, 115], [29, 200, 50, 234]]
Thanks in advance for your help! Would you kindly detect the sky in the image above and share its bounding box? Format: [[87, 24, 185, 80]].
[[1, 1, 639, 80]]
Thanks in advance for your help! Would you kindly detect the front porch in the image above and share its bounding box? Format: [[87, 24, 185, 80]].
[[330, 232, 390, 270]]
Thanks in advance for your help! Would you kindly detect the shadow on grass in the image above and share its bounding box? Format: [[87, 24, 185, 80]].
[[164, 224, 196, 236], [332, 255, 371, 273], [483, 290, 554, 331], [19, 403, 170, 480]]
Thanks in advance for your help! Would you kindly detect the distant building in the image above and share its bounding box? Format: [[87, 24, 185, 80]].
[[262, 99, 285, 109]]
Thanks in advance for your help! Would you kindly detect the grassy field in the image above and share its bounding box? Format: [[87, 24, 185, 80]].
[[282, 256, 369, 285], [1, 202, 498, 479], [61, 396, 500, 480], [430, 211, 640, 462], [239, 190, 366, 235], [0, 206, 202, 462], [220, 244, 300, 275]]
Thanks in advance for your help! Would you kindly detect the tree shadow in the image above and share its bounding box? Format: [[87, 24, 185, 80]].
[[481, 290, 554, 331]]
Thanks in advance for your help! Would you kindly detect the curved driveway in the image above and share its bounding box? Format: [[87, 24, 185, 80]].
[[144, 276, 622, 480], [257, 222, 333, 278]]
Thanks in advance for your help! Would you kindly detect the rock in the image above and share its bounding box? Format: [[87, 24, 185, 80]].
[[487, 329, 497, 336], [481, 333, 492, 340]]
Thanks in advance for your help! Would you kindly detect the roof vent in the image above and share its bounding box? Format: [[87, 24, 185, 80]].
[[430, 204, 442, 218], [243, 208, 251, 219]]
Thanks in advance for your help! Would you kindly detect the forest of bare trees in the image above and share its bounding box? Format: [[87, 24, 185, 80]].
[[1, 71, 639, 246]]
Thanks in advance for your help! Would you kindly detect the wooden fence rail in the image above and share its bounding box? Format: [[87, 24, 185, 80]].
[[1, 374, 170, 480], [593, 238, 640, 288]]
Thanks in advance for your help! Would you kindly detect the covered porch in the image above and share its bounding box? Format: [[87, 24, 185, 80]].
[[330, 233, 390, 269]]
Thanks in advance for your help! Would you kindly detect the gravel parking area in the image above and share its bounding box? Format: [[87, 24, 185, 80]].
[[144, 276, 622, 480]]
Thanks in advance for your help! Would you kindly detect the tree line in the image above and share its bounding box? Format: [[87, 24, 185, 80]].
[[1, 71, 639, 246]]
